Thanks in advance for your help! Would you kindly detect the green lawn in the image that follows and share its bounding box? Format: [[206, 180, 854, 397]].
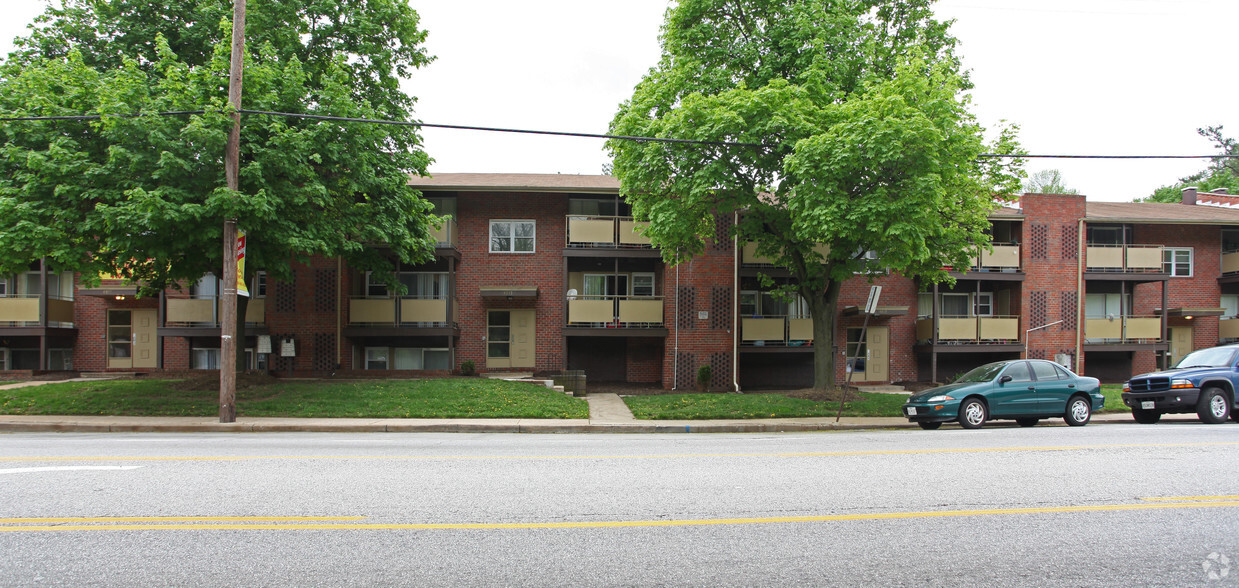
[[0, 378, 589, 419], [624, 391, 908, 420]]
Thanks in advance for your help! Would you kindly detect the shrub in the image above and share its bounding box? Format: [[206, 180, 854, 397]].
[[460, 360, 477, 376]]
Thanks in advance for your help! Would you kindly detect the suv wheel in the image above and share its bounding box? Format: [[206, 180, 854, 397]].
[[1197, 387, 1231, 424], [1132, 408, 1161, 424]]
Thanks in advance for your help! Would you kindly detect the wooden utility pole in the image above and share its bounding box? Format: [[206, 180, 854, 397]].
[[220, 0, 247, 423]]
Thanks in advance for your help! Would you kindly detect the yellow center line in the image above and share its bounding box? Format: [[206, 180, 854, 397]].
[[1, 441, 1235, 463], [3, 500, 1237, 532]]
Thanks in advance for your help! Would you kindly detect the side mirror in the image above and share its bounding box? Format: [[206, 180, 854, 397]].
[[999, 375, 1013, 384]]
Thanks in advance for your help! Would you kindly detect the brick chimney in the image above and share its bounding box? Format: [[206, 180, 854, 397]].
[[1182, 187, 1198, 205]]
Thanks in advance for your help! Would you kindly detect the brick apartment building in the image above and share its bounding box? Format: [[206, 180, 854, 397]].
[[5, 175, 1239, 388]]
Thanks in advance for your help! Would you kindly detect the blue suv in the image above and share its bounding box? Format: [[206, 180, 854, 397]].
[[1122, 344, 1239, 424]]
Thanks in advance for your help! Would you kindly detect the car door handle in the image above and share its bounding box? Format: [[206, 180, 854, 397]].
[[1067, 384, 1075, 388], [1027, 386, 1035, 390]]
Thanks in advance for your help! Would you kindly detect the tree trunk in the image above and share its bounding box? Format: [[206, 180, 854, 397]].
[[808, 280, 842, 390]]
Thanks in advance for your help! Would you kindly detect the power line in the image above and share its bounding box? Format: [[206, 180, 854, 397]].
[[2, 109, 1237, 159]]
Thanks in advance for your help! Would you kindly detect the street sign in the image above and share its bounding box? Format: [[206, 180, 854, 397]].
[[865, 285, 882, 315]]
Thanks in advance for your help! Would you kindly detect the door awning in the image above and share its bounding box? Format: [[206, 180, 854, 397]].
[[480, 286, 539, 298]]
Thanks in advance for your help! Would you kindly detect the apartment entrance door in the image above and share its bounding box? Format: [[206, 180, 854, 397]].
[[1169, 327, 1193, 367], [486, 309, 535, 369], [107, 309, 157, 369], [846, 326, 889, 382]]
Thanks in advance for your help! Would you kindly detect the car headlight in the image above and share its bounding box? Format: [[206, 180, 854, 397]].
[[926, 395, 955, 403], [1170, 379, 1194, 389]]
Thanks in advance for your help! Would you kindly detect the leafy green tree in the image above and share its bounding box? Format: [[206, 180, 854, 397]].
[[1143, 125, 1239, 202], [608, 0, 1023, 390], [1023, 169, 1079, 195], [0, 0, 436, 294]]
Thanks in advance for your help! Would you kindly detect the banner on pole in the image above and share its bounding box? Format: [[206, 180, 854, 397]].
[[236, 229, 249, 297]]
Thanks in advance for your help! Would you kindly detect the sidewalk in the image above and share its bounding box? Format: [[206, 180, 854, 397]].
[[0, 388, 1142, 434]]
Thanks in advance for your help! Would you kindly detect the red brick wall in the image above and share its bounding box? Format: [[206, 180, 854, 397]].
[[1020, 194, 1086, 372]]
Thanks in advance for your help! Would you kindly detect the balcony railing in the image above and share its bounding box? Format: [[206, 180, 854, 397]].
[[916, 315, 1020, 343], [1085, 244, 1164, 273], [566, 295, 664, 327], [165, 296, 266, 327], [565, 216, 652, 248], [347, 296, 451, 326], [1221, 317, 1239, 341], [740, 315, 815, 347], [1223, 251, 1239, 275], [741, 243, 831, 267], [0, 295, 75, 328], [431, 217, 458, 248], [968, 243, 1021, 272], [1083, 315, 1162, 343]]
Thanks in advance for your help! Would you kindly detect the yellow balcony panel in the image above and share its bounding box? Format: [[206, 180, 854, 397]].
[[568, 218, 616, 245], [569, 299, 614, 324], [1086, 246, 1124, 269], [1126, 246, 1163, 271], [1221, 318, 1239, 339], [0, 298, 39, 322], [1224, 252, 1239, 274], [350, 298, 396, 324], [979, 316, 1019, 340], [431, 217, 458, 248], [166, 298, 217, 324], [47, 299, 75, 324], [788, 318, 814, 341], [1125, 317, 1162, 340], [400, 299, 447, 323], [244, 298, 265, 324], [742, 317, 784, 341], [938, 318, 978, 340], [742, 242, 776, 265], [619, 220, 651, 245], [1085, 318, 1123, 340], [619, 299, 663, 324], [981, 245, 1020, 269], [916, 318, 934, 341]]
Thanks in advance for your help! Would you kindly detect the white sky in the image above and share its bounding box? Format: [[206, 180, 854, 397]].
[[2, 0, 1236, 202]]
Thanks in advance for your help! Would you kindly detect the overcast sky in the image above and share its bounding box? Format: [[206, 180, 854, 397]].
[[3, 0, 1236, 202]]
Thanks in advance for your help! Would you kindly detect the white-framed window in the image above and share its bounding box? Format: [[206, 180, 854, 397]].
[[740, 291, 759, 316], [488, 311, 511, 359], [0, 277, 6, 297], [191, 273, 219, 299], [940, 293, 970, 316], [0, 348, 7, 370], [365, 272, 390, 298], [1222, 294, 1239, 319], [583, 274, 628, 298], [632, 273, 655, 297], [490, 220, 536, 253], [192, 348, 220, 369], [917, 293, 933, 318], [974, 293, 994, 316], [365, 347, 389, 370], [1163, 248, 1193, 277], [48, 349, 73, 370], [398, 272, 449, 299], [426, 196, 457, 218], [1084, 293, 1129, 318], [252, 272, 267, 298], [390, 348, 451, 370], [244, 348, 268, 371]]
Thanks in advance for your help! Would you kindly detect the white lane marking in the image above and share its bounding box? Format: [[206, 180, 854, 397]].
[[0, 466, 144, 475]]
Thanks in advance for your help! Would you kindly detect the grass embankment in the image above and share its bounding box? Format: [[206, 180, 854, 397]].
[[0, 377, 589, 419]]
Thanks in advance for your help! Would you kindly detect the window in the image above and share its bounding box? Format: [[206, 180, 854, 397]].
[[0, 348, 7, 371], [1031, 361, 1062, 381], [0, 278, 6, 297], [1087, 225, 1131, 245], [245, 349, 268, 371], [941, 294, 970, 316], [845, 327, 867, 373], [107, 310, 132, 359], [364, 272, 390, 298], [1085, 293, 1129, 318], [192, 348, 220, 369], [399, 272, 449, 299], [389, 348, 451, 370], [426, 196, 457, 218], [632, 273, 655, 297], [1163, 248, 1193, 277], [191, 274, 219, 299], [1222, 294, 1239, 319], [740, 291, 759, 316], [253, 272, 267, 298], [1225, 229, 1239, 253], [583, 274, 628, 299], [1002, 361, 1032, 382], [568, 198, 631, 217], [974, 293, 993, 316], [365, 347, 389, 370], [490, 220, 535, 253], [917, 293, 933, 318], [488, 311, 511, 359]]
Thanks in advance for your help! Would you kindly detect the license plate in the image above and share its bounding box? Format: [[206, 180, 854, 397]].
[[1141, 401, 1155, 410], [907, 407, 918, 416]]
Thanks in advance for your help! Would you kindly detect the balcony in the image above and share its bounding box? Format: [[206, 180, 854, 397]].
[[0, 295, 75, 328], [164, 296, 266, 327], [968, 243, 1021, 272], [1085, 244, 1164, 273], [431, 217, 458, 249], [916, 316, 1020, 343], [1223, 251, 1239, 276], [1222, 317, 1239, 341], [347, 296, 452, 327], [1083, 315, 1162, 343], [565, 216, 652, 248], [741, 243, 831, 267], [740, 315, 815, 347], [567, 296, 664, 327]]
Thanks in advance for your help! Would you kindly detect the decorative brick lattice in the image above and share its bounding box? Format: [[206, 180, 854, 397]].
[[313, 333, 336, 372], [1061, 291, 1078, 331], [1030, 224, 1049, 259], [1030, 291, 1047, 327], [678, 287, 696, 330], [709, 352, 731, 389], [676, 352, 695, 389], [711, 287, 732, 329], [1028, 349, 1046, 360], [1060, 225, 1079, 260], [273, 279, 296, 313], [315, 269, 336, 313], [712, 214, 733, 251]]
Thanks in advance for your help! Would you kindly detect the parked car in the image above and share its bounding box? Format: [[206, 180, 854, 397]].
[[903, 359, 1104, 430], [1122, 344, 1239, 424]]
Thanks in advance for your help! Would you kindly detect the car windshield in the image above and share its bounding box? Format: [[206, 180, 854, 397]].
[[953, 362, 1008, 383], [1173, 347, 1238, 369]]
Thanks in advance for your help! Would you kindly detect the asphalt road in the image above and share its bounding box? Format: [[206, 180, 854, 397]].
[[2, 424, 1237, 587]]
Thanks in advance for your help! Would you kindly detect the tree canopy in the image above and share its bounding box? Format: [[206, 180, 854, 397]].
[[1023, 169, 1079, 195], [1143, 125, 1239, 203], [608, 0, 1023, 389], [0, 0, 436, 293]]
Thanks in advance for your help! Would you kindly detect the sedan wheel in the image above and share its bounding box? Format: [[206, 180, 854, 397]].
[[1064, 395, 1091, 426], [1197, 387, 1230, 424], [958, 398, 986, 429], [918, 422, 941, 430]]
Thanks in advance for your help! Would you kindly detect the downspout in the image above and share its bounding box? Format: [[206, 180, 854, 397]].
[[337, 257, 343, 370], [673, 263, 679, 390], [1076, 218, 1085, 373], [732, 215, 740, 393]]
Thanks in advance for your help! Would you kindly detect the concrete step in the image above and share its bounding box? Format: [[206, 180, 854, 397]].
[[856, 385, 907, 395], [78, 372, 136, 380]]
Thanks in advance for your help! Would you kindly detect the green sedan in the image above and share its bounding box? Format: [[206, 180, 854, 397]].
[[903, 359, 1104, 430]]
